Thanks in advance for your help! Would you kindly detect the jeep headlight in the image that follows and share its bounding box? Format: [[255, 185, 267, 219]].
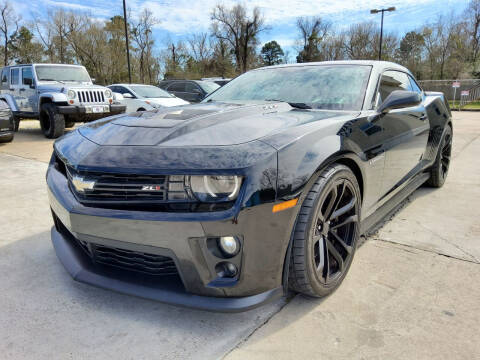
[[188, 175, 242, 202], [105, 89, 112, 98], [67, 90, 76, 99]]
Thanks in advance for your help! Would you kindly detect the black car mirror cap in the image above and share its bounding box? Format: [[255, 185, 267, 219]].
[[378, 90, 422, 114]]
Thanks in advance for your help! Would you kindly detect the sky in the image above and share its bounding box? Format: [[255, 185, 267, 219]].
[[12, 0, 468, 57]]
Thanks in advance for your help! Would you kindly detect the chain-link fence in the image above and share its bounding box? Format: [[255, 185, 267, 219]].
[[418, 79, 480, 100]]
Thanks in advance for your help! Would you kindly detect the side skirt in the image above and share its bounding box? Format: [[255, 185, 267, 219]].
[[360, 171, 430, 235]]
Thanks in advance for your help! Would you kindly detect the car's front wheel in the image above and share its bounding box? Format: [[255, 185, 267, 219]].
[[289, 164, 361, 297], [40, 103, 65, 139]]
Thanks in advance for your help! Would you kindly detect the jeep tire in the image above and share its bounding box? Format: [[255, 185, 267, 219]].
[[40, 103, 65, 139], [13, 115, 20, 132]]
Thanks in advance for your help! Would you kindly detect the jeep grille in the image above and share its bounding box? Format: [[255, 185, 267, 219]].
[[78, 90, 105, 103]]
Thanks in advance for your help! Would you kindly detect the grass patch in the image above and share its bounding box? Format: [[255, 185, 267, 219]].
[[448, 100, 480, 110]]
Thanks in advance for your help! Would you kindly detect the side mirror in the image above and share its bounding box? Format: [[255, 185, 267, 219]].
[[91, 78, 96, 83], [24, 78, 33, 86], [113, 92, 124, 101], [378, 90, 422, 114], [123, 93, 134, 99]]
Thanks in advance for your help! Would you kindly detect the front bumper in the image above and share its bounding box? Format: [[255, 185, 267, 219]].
[[51, 226, 282, 312], [0, 130, 14, 138], [47, 161, 298, 311], [56, 104, 126, 117]]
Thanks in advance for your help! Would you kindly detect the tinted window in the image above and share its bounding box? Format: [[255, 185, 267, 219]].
[[22, 67, 33, 85], [185, 82, 201, 93], [1, 68, 7, 84], [207, 65, 372, 111], [378, 70, 410, 103], [10, 68, 19, 85], [408, 75, 422, 94], [167, 82, 185, 92]]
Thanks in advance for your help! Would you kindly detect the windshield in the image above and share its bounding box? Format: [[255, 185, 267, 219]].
[[130, 85, 173, 98], [34, 65, 91, 82], [205, 65, 372, 110], [198, 81, 220, 94]]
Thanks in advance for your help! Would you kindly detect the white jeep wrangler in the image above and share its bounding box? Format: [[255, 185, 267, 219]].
[[0, 64, 126, 138]]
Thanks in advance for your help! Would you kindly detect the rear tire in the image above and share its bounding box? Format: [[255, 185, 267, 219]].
[[40, 103, 65, 139], [426, 125, 452, 188], [289, 164, 361, 297]]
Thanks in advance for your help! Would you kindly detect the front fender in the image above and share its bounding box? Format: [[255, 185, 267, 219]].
[[0, 94, 19, 112], [39, 92, 68, 104]]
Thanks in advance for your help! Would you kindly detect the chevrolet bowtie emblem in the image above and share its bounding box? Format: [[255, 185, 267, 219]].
[[71, 175, 95, 192]]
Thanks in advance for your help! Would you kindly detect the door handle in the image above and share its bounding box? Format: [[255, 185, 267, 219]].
[[19, 88, 25, 92]]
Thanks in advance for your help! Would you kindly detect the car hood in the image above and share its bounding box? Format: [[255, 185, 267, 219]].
[[38, 83, 106, 92], [77, 101, 356, 147], [144, 97, 189, 107]]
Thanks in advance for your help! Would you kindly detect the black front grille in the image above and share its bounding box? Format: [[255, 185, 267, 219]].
[[52, 211, 179, 277], [78, 90, 105, 103], [91, 245, 178, 276], [67, 168, 167, 204]]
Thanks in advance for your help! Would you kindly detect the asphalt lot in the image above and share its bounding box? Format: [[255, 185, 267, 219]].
[[1, 113, 479, 359]]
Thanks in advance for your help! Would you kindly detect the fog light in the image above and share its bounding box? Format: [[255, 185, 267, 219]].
[[219, 236, 239, 257], [215, 262, 238, 278]]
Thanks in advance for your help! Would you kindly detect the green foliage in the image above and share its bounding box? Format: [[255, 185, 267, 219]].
[[261, 40, 284, 65]]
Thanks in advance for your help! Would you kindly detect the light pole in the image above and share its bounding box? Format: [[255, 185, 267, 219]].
[[123, 0, 132, 83], [370, 7, 396, 60]]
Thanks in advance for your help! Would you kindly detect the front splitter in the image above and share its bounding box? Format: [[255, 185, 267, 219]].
[[51, 226, 283, 312]]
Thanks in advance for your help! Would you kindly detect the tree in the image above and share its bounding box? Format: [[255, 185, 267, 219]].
[[464, 0, 480, 74], [0, 1, 19, 65], [8, 26, 43, 63], [131, 9, 160, 84], [396, 31, 425, 78], [211, 4, 268, 73], [261, 40, 284, 65], [296, 17, 331, 62]]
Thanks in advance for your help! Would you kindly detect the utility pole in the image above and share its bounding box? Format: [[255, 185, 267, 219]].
[[123, 0, 132, 83], [370, 7, 396, 61]]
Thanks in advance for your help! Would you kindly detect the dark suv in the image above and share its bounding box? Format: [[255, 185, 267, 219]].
[[159, 80, 220, 102]]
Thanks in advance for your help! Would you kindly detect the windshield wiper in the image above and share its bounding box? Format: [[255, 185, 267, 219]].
[[264, 99, 312, 109], [40, 79, 65, 84]]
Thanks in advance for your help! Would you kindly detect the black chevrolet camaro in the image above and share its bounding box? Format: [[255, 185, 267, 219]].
[[47, 61, 452, 311]]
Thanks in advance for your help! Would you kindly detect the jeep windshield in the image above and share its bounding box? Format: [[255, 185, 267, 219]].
[[129, 85, 173, 98], [204, 65, 372, 111], [34, 65, 91, 83]]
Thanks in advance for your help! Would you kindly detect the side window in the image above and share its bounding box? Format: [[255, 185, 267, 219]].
[[408, 75, 422, 94], [185, 82, 201, 93], [22, 67, 33, 86], [1, 68, 7, 86], [377, 70, 410, 105], [167, 82, 185, 92], [10, 68, 19, 85]]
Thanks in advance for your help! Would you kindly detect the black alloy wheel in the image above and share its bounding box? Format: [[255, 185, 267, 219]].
[[289, 164, 361, 297], [427, 125, 452, 188]]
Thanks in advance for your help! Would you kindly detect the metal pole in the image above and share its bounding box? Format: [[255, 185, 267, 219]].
[[123, 0, 132, 84], [379, 10, 384, 60]]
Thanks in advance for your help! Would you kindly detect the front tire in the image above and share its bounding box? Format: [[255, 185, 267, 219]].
[[39, 103, 65, 139], [426, 124, 452, 188], [289, 164, 361, 297]]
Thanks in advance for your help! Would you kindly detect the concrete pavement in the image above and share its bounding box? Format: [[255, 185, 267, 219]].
[[225, 112, 480, 359], [0, 113, 479, 359]]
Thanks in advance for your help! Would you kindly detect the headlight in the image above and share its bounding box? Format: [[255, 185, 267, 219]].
[[187, 175, 241, 202], [67, 90, 76, 99], [105, 89, 112, 98]]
